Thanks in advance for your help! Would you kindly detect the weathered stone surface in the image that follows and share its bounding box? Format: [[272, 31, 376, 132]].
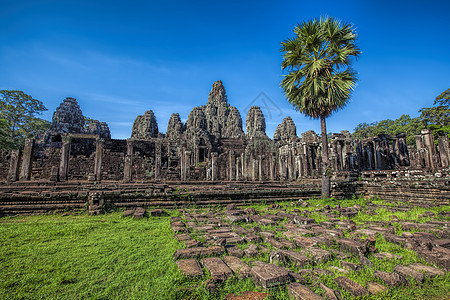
[[244, 244, 259, 258], [340, 261, 361, 272], [287, 282, 323, 300], [173, 246, 224, 260], [223, 255, 251, 279], [317, 282, 342, 300], [251, 262, 291, 289], [334, 276, 367, 297], [301, 247, 332, 264], [166, 113, 184, 140], [373, 270, 405, 287], [274, 117, 299, 145], [394, 265, 424, 283], [51, 97, 85, 134], [226, 245, 244, 258], [150, 208, 164, 216], [84, 119, 111, 139], [133, 207, 146, 219], [408, 262, 445, 278], [246, 106, 267, 138], [293, 236, 318, 248], [131, 110, 159, 139], [176, 259, 203, 277], [122, 209, 134, 217], [282, 250, 312, 268], [338, 238, 367, 256], [366, 281, 388, 295], [201, 257, 233, 281], [225, 291, 271, 300]]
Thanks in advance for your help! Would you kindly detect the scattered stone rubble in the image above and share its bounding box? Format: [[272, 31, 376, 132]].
[[171, 202, 448, 298]]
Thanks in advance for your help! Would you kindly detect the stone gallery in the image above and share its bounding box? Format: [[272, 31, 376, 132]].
[[1, 80, 449, 184]]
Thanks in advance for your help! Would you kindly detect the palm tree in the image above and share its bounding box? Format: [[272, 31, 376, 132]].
[[280, 17, 360, 198]]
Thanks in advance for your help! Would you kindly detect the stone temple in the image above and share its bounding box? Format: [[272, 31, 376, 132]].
[[1, 80, 449, 185]]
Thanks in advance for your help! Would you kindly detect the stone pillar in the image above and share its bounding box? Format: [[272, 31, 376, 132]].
[[228, 150, 235, 181], [235, 156, 241, 180], [155, 140, 161, 180], [123, 139, 134, 182], [269, 154, 275, 180], [180, 147, 186, 181], [8, 149, 21, 182], [241, 153, 246, 180], [252, 158, 258, 181], [422, 129, 437, 169], [59, 135, 71, 181], [19, 139, 34, 181], [258, 155, 263, 181], [211, 152, 218, 181], [94, 138, 104, 181], [438, 135, 449, 168], [184, 150, 191, 181]]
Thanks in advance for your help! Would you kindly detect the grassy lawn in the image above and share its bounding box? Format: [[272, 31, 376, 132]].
[[0, 198, 449, 299]]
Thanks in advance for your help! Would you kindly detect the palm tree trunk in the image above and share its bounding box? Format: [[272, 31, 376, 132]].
[[320, 115, 330, 198]]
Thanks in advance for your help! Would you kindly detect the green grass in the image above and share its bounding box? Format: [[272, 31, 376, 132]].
[[1, 198, 449, 299]]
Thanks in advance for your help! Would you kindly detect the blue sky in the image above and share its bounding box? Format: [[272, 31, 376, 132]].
[[1, 0, 449, 139]]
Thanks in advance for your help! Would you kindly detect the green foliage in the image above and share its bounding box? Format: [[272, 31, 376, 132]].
[[280, 17, 361, 120], [0, 118, 14, 149], [0, 90, 50, 149], [353, 88, 450, 145]]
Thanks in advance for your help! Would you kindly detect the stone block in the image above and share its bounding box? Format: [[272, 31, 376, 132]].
[[408, 262, 445, 278], [226, 245, 244, 258], [176, 259, 203, 277], [338, 238, 367, 256], [394, 265, 424, 283], [301, 247, 332, 264], [251, 262, 291, 289], [373, 270, 405, 287], [150, 208, 164, 216], [201, 257, 233, 282], [334, 276, 367, 297], [366, 281, 388, 295], [244, 244, 259, 258], [223, 255, 251, 279], [317, 282, 342, 300], [287, 282, 323, 300]]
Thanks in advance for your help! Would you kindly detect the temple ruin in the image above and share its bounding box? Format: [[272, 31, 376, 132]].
[[1, 80, 449, 184]]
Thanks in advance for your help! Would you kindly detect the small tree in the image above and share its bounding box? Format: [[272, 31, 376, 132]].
[[0, 90, 50, 149], [281, 17, 360, 198]]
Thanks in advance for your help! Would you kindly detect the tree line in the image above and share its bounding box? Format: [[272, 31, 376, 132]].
[[352, 88, 450, 145]]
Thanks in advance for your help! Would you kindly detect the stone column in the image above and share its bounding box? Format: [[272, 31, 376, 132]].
[[8, 149, 21, 182], [94, 138, 104, 181], [252, 158, 258, 181], [19, 139, 34, 181], [180, 147, 186, 181], [258, 155, 263, 181], [211, 152, 218, 181], [184, 150, 191, 181], [236, 156, 242, 180], [59, 135, 71, 181], [422, 129, 437, 169], [228, 150, 235, 181], [155, 140, 161, 180], [438, 135, 449, 168], [123, 139, 134, 182], [269, 154, 275, 180], [241, 153, 246, 180]]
